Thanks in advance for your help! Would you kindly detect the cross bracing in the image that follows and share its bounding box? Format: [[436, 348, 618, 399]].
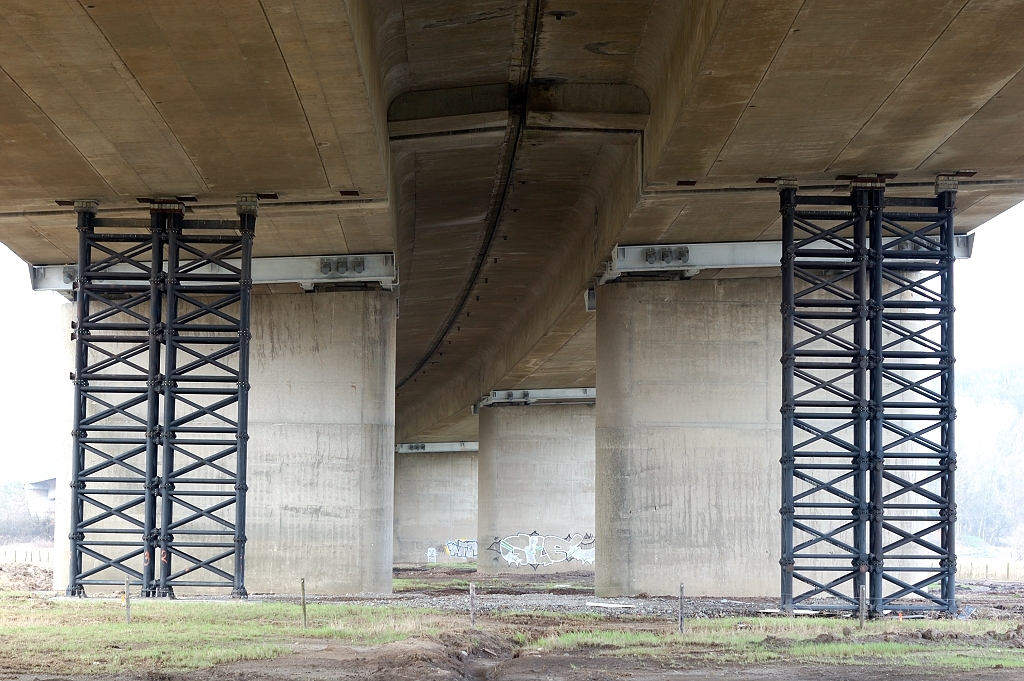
[[780, 179, 957, 614], [67, 198, 255, 598]]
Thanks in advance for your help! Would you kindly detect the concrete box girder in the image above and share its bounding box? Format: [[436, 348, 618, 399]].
[[2, 1, 1024, 445]]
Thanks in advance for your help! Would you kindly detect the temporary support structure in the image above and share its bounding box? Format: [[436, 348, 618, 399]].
[[779, 176, 957, 614], [67, 196, 255, 598]]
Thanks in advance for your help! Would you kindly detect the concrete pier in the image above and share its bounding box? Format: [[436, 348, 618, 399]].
[[393, 450, 478, 564], [595, 277, 782, 597], [477, 403, 595, 574], [246, 291, 396, 595]]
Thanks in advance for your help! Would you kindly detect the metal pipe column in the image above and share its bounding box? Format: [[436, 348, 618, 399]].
[[938, 185, 958, 613], [868, 185, 886, 615], [232, 195, 257, 598], [67, 200, 96, 596], [851, 188, 870, 599], [142, 209, 165, 596], [158, 207, 182, 598], [779, 182, 796, 613]]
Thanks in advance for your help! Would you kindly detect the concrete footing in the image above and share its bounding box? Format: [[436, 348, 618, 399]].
[[595, 277, 781, 597], [477, 403, 595, 574], [246, 291, 396, 595], [393, 451, 478, 564]]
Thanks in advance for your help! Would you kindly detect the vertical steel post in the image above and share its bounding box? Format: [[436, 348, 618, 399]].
[[852, 188, 870, 598], [142, 209, 165, 596], [67, 200, 96, 596], [233, 194, 257, 598], [779, 180, 797, 614], [937, 180, 958, 614], [158, 207, 182, 598], [868, 183, 886, 615]]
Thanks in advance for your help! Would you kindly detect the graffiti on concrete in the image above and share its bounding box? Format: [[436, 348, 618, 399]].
[[446, 538, 477, 559], [487, 531, 595, 569], [425, 539, 477, 562]]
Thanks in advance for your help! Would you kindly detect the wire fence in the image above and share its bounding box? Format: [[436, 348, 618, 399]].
[[959, 560, 1024, 581], [0, 548, 54, 566]]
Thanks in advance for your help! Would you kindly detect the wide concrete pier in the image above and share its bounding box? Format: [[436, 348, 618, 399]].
[[393, 449, 478, 565], [246, 291, 396, 595], [477, 403, 596, 574], [595, 278, 782, 597]]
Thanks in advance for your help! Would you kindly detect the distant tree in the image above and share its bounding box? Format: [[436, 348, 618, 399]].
[[956, 367, 1024, 545], [0, 480, 53, 544]]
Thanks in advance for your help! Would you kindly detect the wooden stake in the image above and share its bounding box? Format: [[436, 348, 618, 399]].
[[123, 576, 132, 624], [678, 584, 685, 634], [300, 578, 308, 629], [858, 584, 866, 630], [469, 583, 477, 627]]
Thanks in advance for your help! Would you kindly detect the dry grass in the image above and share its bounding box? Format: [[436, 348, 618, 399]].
[[0, 592, 443, 674]]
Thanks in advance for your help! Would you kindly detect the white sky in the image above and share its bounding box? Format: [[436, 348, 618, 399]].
[[0, 200, 1022, 484], [951, 200, 1024, 372], [0, 245, 68, 484]]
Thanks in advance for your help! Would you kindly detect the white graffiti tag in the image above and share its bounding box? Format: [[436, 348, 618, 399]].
[[488, 532, 595, 569], [445, 538, 477, 559]]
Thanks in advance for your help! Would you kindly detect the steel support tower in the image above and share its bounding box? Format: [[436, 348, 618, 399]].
[[67, 196, 255, 597], [780, 177, 957, 614]]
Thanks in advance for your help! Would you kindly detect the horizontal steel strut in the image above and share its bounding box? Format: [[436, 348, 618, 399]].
[[598, 236, 972, 284], [396, 442, 479, 453], [31, 252, 397, 295], [475, 387, 596, 412]]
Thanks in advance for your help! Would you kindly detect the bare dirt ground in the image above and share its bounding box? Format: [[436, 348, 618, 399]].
[[3, 565, 1024, 680], [0, 632, 1018, 681]]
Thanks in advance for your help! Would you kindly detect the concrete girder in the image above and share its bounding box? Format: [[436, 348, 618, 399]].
[[0, 0, 394, 263], [395, 128, 641, 441], [5, 0, 1024, 449]]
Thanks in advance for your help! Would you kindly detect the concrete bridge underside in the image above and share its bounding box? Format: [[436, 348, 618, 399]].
[[1, 1, 1022, 596]]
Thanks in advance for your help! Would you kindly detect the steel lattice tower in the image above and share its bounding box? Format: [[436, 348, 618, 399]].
[[780, 177, 957, 614], [67, 197, 255, 597]]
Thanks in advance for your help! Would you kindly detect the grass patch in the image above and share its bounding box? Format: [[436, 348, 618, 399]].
[[0, 592, 441, 675], [392, 577, 471, 592]]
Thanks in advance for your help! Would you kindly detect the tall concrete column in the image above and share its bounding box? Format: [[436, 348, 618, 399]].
[[595, 277, 781, 597], [477, 403, 595, 574], [393, 450, 478, 564], [246, 290, 396, 595]]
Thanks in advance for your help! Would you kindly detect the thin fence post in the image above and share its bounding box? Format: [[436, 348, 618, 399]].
[[859, 584, 866, 630], [470, 583, 477, 627], [300, 578, 308, 629], [678, 584, 684, 634], [124, 576, 132, 624]]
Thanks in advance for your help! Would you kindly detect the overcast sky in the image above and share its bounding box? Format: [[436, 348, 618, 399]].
[[0, 200, 1022, 484]]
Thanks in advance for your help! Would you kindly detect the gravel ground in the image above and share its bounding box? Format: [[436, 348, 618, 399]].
[[15, 562, 1024, 624], [284, 591, 778, 619]]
